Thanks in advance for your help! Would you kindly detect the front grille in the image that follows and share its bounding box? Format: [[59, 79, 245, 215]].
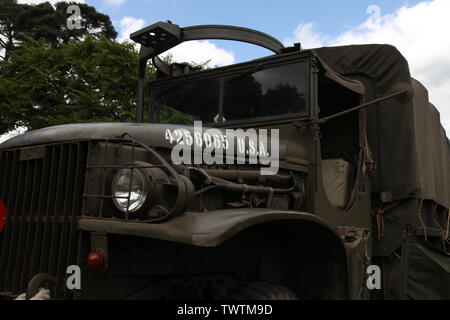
[[0, 142, 87, 298]]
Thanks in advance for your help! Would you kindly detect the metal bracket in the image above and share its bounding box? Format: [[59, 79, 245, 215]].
[[131, 21, 284, 64], [131, 21, 286, 122]]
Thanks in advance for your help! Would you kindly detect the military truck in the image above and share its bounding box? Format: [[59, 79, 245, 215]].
[[0, 21, 449, 300]]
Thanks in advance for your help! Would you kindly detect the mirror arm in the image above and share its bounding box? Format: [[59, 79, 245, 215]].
[[314, 89, 408, 125]]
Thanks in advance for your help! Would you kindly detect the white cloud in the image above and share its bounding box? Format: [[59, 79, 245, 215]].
[[283, 22, 329, 49], [102, 0, 126, 6], [284, 0, 450, 134], [163, 40, 235, 67], [117, 16, 146, 43]]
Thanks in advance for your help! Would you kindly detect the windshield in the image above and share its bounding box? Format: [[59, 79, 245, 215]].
[[151, 60, 309, 124]]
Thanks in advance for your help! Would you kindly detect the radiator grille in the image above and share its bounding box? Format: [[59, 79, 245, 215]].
[[0, 142, 87, 298]]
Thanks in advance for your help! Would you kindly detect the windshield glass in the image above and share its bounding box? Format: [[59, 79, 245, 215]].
[[151, 60, 308, 124], [152, 77, 220, 123], [223, 62, 307, 121]]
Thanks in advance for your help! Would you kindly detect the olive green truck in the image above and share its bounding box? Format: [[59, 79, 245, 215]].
[[0, 21, 449, 300]]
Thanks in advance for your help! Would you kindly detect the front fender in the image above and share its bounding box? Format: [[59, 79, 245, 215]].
[[79, 209, 350, 299], [78, 208, 340, 247]]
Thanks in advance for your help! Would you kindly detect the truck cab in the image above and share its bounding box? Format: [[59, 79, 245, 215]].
[[0, 21, 448, 300]]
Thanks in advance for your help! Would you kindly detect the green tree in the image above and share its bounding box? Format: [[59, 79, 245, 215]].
[[0, 36, 142, 133], [0, 0, 117, 62]]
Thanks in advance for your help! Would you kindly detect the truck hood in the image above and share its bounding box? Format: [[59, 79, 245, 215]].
[[0, 122, 198, 150], [0, 122, 288, 163]]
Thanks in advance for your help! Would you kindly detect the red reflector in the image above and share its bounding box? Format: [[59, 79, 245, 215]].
[[87, 251, 104, 268], [0, 199, 6, 233]]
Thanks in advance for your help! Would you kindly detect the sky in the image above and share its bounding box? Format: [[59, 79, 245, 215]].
[[3, 0, 450, 141]]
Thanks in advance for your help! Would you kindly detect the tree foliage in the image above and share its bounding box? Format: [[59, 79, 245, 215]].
[[0, 1, 203, 136], [0, 36, 141, 133], [0, 0, 117, 62]]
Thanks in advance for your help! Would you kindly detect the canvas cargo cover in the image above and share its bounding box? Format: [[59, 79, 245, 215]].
[[321, 159, 351, 208], [400, 235, 450, 299], [314, 44, 450, 208]]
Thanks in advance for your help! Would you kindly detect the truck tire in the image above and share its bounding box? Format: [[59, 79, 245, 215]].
[[226, 281, 298, 300]]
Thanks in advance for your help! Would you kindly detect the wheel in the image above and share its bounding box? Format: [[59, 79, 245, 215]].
[[226, 281, 298, 300]]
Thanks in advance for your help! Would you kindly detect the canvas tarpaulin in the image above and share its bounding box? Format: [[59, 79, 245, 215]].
[[412, 80, 450, 207], [314, 44, 450, 208], [400, 234, 450, 299]]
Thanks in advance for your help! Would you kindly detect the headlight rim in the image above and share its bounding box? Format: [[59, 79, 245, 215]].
[[111, 164, 149, 214]]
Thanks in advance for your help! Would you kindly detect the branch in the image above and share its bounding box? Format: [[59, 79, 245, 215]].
[[0, 37, 7, 48]]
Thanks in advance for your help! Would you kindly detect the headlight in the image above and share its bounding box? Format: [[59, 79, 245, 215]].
[[111, 167, 148, 213]]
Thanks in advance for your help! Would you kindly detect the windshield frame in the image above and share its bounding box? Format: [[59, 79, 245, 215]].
[[148, 51, 312, 127]]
